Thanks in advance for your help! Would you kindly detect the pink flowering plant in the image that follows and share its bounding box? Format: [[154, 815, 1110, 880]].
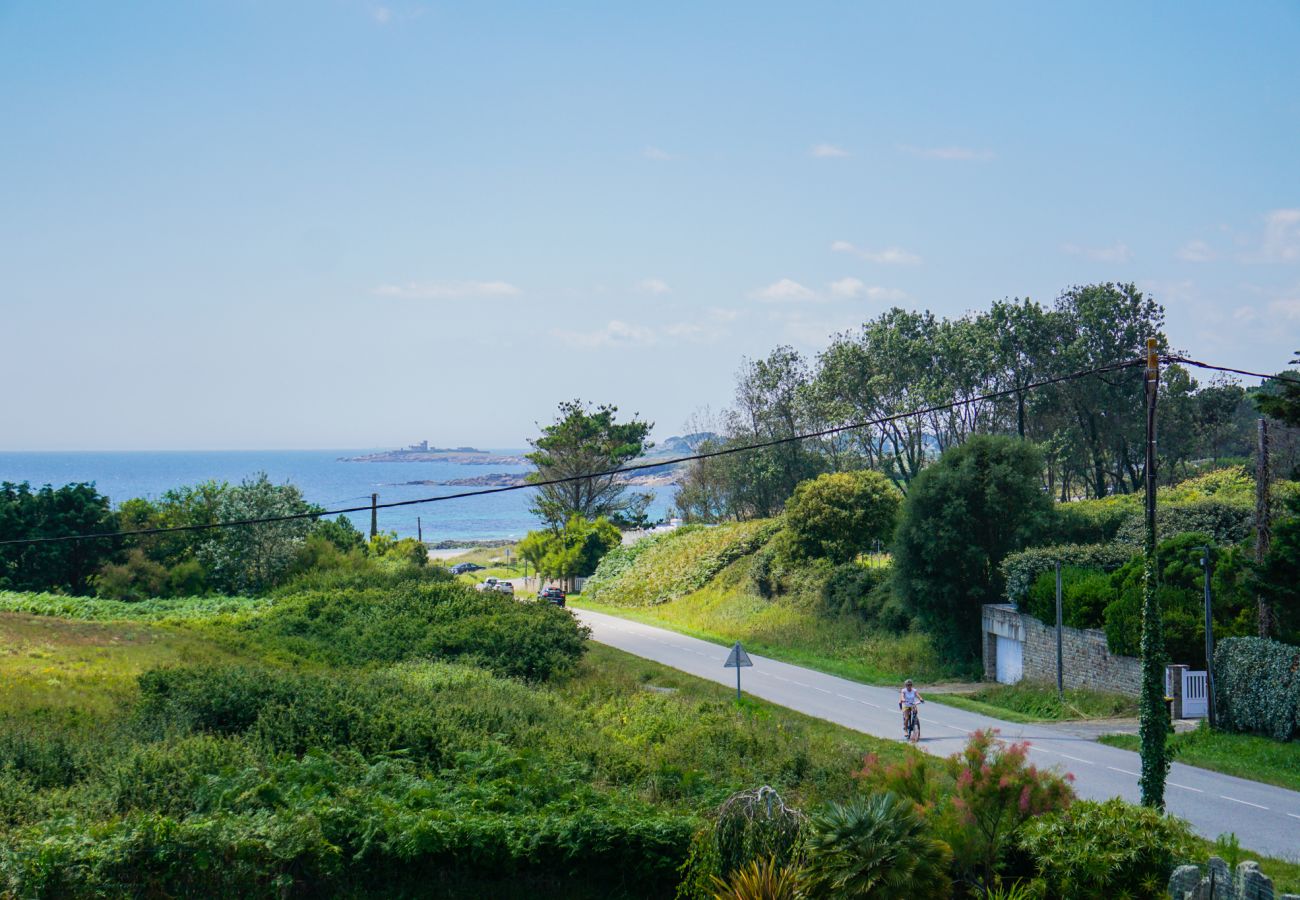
[[855, 729, 1074, 889]]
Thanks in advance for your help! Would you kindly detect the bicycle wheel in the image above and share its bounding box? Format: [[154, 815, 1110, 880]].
[[908, 711, 921, 743]]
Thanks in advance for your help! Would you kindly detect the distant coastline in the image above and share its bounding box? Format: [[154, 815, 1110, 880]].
[[398, 470, 680, 488], [340, 448, 528, 465]]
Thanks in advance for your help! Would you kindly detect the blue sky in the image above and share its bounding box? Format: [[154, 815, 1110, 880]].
[[2, 1, 1298, 450]]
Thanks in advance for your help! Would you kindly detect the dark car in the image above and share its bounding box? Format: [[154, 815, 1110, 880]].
[[450, 562, 485, 575], [538, 586, 567, 607]]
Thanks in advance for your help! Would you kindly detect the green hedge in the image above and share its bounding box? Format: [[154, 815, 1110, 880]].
[[1001, 543, 1136, 606], [1215, 637, 1300, 741]]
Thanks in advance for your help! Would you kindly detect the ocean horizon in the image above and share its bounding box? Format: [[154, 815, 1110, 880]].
[[0, 450, 677, 543]]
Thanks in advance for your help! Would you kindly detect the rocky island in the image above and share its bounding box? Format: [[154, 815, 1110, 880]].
[[340, 441, 527, 465]]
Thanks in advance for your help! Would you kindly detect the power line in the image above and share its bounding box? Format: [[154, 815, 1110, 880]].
[[0, 356, 1146, 548], [1162, 355, 1300, 387]]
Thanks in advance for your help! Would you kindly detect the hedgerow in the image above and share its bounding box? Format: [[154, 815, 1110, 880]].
[[582, 520, 781, 607], [0, 590, 267, 622], [1215, 636, 1300, 741], [1001, 543, 1135, 606]]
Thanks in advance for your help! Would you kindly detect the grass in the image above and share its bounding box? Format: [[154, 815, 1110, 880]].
[[573, 559, 955, 686], [931, 682, 1139, 723], [0, 611, 252, 716], [1099, 722, 1300, 793]]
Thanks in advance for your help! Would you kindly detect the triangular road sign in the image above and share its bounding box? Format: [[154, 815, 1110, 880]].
[[723, 641, 753, 668]]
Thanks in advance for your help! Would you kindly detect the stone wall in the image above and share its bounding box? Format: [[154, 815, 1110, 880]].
[[982, 604, 1142, 696]]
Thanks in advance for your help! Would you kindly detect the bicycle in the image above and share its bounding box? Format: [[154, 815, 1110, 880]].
[[901, 700, 923, 743]]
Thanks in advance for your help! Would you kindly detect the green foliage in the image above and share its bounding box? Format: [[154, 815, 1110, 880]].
[[93, 549, 209, 601], [820, 561, 910, 633], [195, 473, 318, 594], [0, 481, 117, 594], [1018, 798, 1199, 899], [1253, 357, 1300, 427], [526, 399, 653, 527], [1112, 499, 1255, 547], [0, 589, 266, 621], [1048, 499, 1134, 545], [1001, 542, 1136, 607], [779, 470, 901, 565], [1103, 534, 1253, 668], [1215, 636, 1300, 741], [1100, 722, 1300, 793], [855, 729, 1074, 889], [1023, 565, 1114, 630], [582, 520, 781, 607], [800, 793, 952, 899], [245, 572, 589, 680], [941, 683, 1137, 722], [519, 515, 622, 582], [1256, 493, 1300, 641], [893, 435, 1054, 660]]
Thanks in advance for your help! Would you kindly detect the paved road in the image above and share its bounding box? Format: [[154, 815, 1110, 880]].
[[575, 607, 1300, 858]]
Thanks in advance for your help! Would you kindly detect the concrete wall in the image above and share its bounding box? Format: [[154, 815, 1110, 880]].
[[982, 604, 1142, 697]]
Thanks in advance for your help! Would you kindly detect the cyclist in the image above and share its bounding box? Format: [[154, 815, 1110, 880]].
[[899, 679, 924, 740]]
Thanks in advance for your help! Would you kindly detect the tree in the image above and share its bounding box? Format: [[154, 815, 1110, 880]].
[[893, 435, 1054, 661], [781, 470, 901, 564], [1255, 493, 1300, 642], [1254, 354, 1300, 427], [519, 515, 621, 588], [0, 481, 117, 594], [196, 473, 317, 594], [526, 400, 652, 527]]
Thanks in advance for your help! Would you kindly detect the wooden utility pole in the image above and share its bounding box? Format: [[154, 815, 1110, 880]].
[[370, 493, 378, 540], [417, 517, 423, 543], [1055, 561, 1064, 700], [1138, 338, 1169, 809], [1201, 545, 1217, 728], [1255, 418, 1272, 637]]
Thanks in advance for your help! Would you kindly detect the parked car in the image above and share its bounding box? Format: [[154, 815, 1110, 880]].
[[450, 562, 485, 575], [475, 577, 514, 596], [537, 586, 567, 607]]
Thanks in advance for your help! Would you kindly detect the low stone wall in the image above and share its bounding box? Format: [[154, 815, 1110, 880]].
[[982, 604, 1142, 697]]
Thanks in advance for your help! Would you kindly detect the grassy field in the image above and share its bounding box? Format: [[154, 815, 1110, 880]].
[[1100, 724, 1300, 793], [931, 682, 1139, 723]]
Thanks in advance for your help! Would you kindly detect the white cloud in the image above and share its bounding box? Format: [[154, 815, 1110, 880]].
[[751, 278, 817, 302], [551, 320, 657, 348], [829, 277, 865, 298], [1177, 240, 1216, 262], [373, 280, 521, 299], [810, 143, 850, 158], [899, 145, 995, 161], [1254, 209, 1300, 263], [643, 146, 677, 161], [828, 277, 907, 302], [1061, 242, 1133, 263], [830, 241, 922, 265], [635, 278, 672, 295], [372, 5, 392, 23]]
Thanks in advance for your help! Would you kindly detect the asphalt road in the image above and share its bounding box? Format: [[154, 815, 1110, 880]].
[[574, 607, 1300, 859]]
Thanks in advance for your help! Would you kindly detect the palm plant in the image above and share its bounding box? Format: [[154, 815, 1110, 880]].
[[800, 792, 952, 899], [709, 856, 803, 900]]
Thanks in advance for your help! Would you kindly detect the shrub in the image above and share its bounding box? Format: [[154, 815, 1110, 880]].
[[1113, 499, 1255, 547], [800, 793, 952, 899], [0, 589, 267, 621], [1214, 636, 1300, 741], [855, 730, 1073, 889], [1018, 798, 1199, 899], [708, 856, 802, 900], [1001, 543, 1135, 607], [779, 471, 901, 565]]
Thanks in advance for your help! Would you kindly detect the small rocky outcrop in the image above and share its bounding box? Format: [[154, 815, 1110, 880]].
[[1169, 856, 1297, 900]]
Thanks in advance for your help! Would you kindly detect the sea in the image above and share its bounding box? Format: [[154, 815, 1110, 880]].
[[0, 451, 678, 544]]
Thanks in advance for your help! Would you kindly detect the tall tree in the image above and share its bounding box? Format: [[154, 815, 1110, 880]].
[[1254, 354, 1300, 427], [0, 482, 117, 595], [526, 400, 652, 527]]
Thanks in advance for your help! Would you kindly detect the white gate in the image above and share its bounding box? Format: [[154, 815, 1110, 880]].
[[995, 636, 1023, 684], [1182, 670, 1208, 718]]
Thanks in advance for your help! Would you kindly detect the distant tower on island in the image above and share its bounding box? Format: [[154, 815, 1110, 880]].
[[407, 440, 429, 452]]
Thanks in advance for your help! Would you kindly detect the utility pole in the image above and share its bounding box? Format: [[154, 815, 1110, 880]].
[[1255, 418, 1272, 637], [417, 517, 423, 543], [370, 493, 378, 540], [1201, 545, 1217, 728], [1138, 338, 1169, 809], [1055, 561, 1064, 700]]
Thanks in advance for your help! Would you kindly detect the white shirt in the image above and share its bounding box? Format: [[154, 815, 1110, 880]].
[[901, 687, 920, 706]]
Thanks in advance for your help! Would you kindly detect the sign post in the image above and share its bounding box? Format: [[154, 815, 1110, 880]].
[[723, 641, 753, 701]]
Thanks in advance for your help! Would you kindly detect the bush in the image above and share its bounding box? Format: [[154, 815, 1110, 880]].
[[1001, 543, 1135, 607], [779, 471, 900, 565], [1019, 798, 1199, 899], [1215, 636, 1300, 741], [800, 793, 952, 899], [820, 562, 909, 633], [893, 436, 1054, 661], [1113, 499, 1255, 547]]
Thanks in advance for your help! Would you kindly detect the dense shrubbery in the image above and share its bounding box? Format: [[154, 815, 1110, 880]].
[[1215, 636, 1300, 741], [1019, 798, 1199, 899], [0, 589, 267, 621], [778, 471, 900, 565], [582, 520, 781, 607]]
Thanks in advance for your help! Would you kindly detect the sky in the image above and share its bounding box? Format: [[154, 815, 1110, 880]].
[[2, 1, 1298, 450]]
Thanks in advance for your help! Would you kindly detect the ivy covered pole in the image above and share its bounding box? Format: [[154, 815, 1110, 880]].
[[1139, 337, 1170, 809]]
